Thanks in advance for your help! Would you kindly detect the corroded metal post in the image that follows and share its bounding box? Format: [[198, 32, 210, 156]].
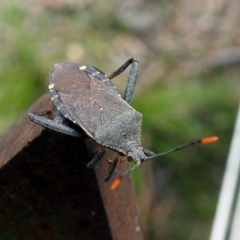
[[0, 94, 144, 240]]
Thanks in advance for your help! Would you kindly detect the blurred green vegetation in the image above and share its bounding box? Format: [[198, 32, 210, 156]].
[[0, 1, 240, 239]]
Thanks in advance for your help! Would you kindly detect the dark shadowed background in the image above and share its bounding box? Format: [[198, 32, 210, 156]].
[[0, 0, 239, 239]]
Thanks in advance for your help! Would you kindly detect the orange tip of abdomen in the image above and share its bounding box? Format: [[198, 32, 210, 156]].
[[200, 136, 219, 144]]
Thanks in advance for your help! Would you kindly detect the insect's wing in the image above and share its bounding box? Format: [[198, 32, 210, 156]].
[[49, 62, 135, 138]]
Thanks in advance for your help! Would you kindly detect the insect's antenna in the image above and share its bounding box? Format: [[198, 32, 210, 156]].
[[145, 136, 218, 161], [111, 161, 142, 190], [110, 136, 218, 190]]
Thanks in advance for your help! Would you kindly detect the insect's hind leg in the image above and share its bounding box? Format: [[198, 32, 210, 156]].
[[28, 111, 82, 138], [107, 57, 140, 104]]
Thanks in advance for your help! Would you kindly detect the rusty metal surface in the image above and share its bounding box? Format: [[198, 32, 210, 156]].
[[0, 94, 145, 240]]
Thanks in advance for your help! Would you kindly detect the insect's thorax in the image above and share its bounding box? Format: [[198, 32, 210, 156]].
[[94, 109, 142, 155]]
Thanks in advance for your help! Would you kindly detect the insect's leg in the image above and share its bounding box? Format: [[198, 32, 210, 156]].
[[107, 57, 140, 104], [107, 58, 135, 80], [33, 109, 52, 116], [87, 151, 105, 168], [28, 112, 82, 138], [123, 57, 139, 104], [52, 109, 68, 124], [104, 158, 119, 182]]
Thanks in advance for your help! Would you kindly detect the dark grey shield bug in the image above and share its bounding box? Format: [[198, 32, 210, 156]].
[[28, 57, 218, 187]]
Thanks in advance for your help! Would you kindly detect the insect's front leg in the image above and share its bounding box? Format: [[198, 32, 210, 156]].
[[28, 111, 82, 138], [104, 158, 119, 182]]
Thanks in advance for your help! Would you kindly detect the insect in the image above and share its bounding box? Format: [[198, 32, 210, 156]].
[[28, 57, 218, 189]]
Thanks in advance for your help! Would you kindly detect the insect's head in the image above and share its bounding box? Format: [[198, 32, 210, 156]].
[[127, 145, 146, 163]]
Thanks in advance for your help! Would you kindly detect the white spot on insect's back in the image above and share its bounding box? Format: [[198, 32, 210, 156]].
[[51, 95, 58, 100], [56, 104, 63, 110], [79, 66, 87, 70], [49, 83, 54, 89], [92, 71, 100, 76]]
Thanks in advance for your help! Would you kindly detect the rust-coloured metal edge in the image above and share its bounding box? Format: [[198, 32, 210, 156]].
[[0, 94, 145, 240]]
